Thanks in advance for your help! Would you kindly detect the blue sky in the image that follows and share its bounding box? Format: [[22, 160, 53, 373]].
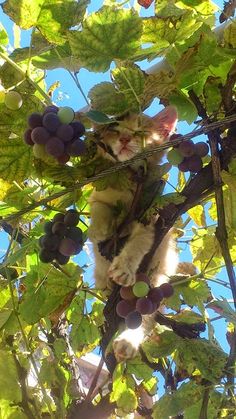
[[0, 0, 233, 354]]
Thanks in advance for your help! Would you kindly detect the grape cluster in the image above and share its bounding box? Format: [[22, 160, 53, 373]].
[[24, 105, 86, 164], [116, 273, 174, 329], [167, 139, 209, 173], [39, 209, 83, 264]]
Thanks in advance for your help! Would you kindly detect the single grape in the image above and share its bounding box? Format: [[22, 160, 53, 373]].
[[120, 286, 135, 300], [70, 121, 85, 137], [178, 159, 189, 172], [4, 91, 22, 110], [31, 127, 50, 145], [33, 144, 47, 159], [28, 113, 43, 129], [44, 221, 53, 234], [59, 237, 76, 256], [178, 140, 195, 157], [64, 209, 80, 227], [133, 281, 149, 298], [53, 213, 65, 223], [136, 297, 154, 315], [187, 155, 203, 173], [66, 139, 86, 156], [43, 112, 61, 133], [24, 129, 34, 146], [56, 124, 74, 142], [45, 137, 64, 157], [135, 273, 150, 284], [52, 222, 67, 236], [58, 107, 75, 124], [66, 226, 83, 245], [40, 234, 60, 251], [39, 248, 56, 263], [159, 283, 174, 298], [116, 300, 135, 318], [125, 311, 142, 329], [195, 142, 209, 157], [57, 153, 70, 165], [167, 148, 184, 166], [43, 105, 59, 115], [55, 252, 70, 265], [148, 287, 163, 303]]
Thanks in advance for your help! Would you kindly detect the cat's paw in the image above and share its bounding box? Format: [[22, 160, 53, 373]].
[[108, 255, 136, 286], [113, 336, 138, 362], [88, 224, 111, 242]]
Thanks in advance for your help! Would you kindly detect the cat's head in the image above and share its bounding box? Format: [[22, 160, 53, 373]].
[[98, 106, 178, 162]]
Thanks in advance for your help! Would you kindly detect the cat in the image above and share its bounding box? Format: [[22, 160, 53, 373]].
[[88, 106, 179, 361]]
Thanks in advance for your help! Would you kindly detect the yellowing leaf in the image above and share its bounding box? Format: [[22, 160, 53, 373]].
[[188, 205, 206, 227], [0, 138, 32, 182], [68, 7, 142, 72]]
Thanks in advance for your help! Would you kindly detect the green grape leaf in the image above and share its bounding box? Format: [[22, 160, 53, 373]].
[[190, 229, 223, 276], [142, 331, 181, 362], [68, 7, 142, 72], [153, 381, 204, 419], [2, 0, 44, 29], [221, 170, 236, 230], [153, 192, 185, 209], [85, 110, 115, 124], [142, 376, 158, 396], [176, 338, 227, 382], [143, 70, 177, 105], [70, 316, 101, 355], [169, 91, 198, 124], [167, 277, 211, 311], [0, 350, 22, 402], [0, 23, 9, 47], [94, 170, 132, 191], [126, 355, 153, 381], [203, 77, 222, 113], [207, 298, 236, 326], [224, 20, 236, 48], [112, 65, 145, 112], [19, 262, 81, 324], [0, 137, 32, 182], [32, 42, 81, 71], [184, 390, 224, 419], [2, 0, 89, 45], [0, 400, 27, 419], [110, 364, 137, 413], [88, 82, 129, 115]]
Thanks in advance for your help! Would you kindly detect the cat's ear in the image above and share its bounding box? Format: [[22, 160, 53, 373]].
[[152, 106, 178, 138]]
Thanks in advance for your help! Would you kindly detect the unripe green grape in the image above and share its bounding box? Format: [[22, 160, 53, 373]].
[[4, 91, 23, 110], [33, 144, 47, 159], [133, 281, 149, 298], [167, 148, 184, 166], [58, 107, 75, 124]]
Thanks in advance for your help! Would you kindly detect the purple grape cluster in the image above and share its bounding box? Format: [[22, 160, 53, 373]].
[[116, 273, 174, 329], [167, 136, 209, 173], [39, 209, 83, 264], [24, 105, 86, 164]]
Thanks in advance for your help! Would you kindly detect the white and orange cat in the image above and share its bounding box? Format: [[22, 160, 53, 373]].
[[88, 106, 179, 361]]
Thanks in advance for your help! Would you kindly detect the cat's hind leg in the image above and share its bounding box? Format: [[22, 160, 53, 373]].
[[113, 326, 145, 362]]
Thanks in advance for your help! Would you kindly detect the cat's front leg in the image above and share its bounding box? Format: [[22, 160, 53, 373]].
[[108, 222, 154, 286], [113, 326, 145, 361], [88, 201, 114, 242]]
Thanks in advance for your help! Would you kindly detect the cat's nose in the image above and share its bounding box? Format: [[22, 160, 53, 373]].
[[120, 136, 131, 145]]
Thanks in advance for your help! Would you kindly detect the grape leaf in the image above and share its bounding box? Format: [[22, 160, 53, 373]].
[[0, 137, 32, 182], [0, 350, 22, 402], [2, 0, 89, 45], [207, 298, 236, 325], [88, 82, 129, 115], [167, 277, 211, 311], [188, 205, 206, 227], [176, 338, 227, 382], [126, 355, 153, 381], [112, 65, 146, 112], [85, 110, 114, 124], [68, 7, 142, 72], [0, 23, 8, 48], [184, 390, 224, 419], [169, 91, 198, 124], [153, 381, 204, 419], [0, 400, 27, 419], [110, 364, 137, 413], [142, 331, 181, 361]]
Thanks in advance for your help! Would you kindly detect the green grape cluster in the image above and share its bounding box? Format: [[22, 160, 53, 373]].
[[39, 209, 84, 265], [116, 273, 174, 329], [24, 105, 86, 165]]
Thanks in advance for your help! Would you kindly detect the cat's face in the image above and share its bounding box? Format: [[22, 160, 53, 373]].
[[99, 106, 178, 162]]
